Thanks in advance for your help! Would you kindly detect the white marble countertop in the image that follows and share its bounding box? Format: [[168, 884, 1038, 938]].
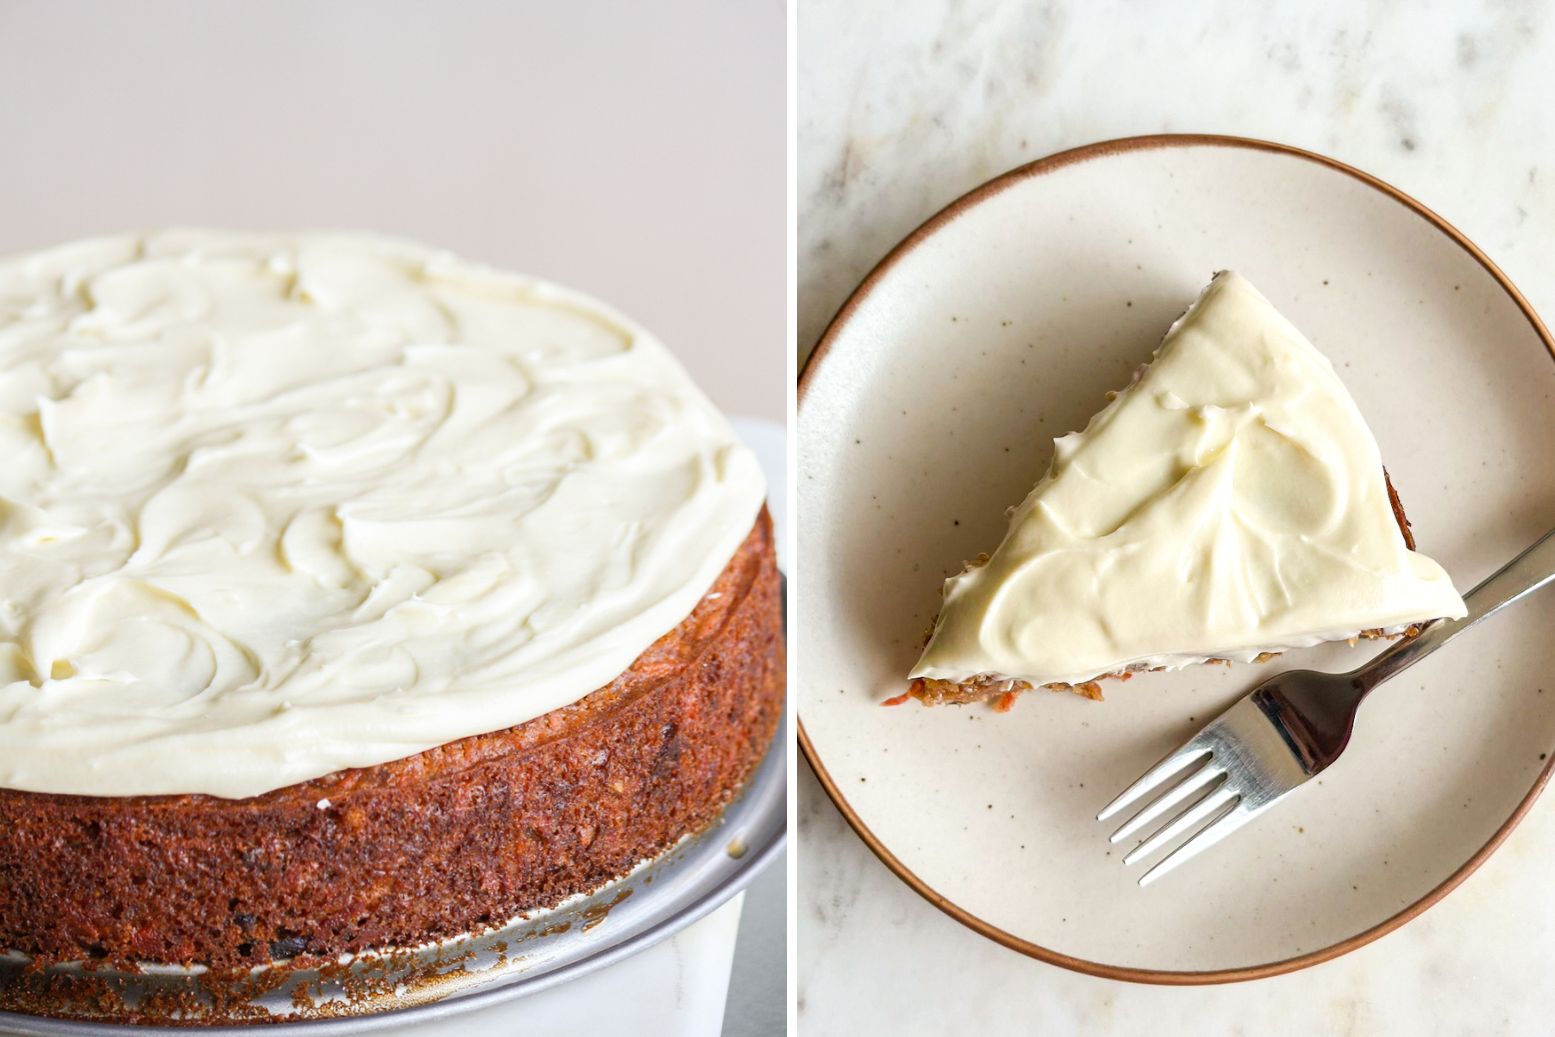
[[799, 2, 1555, 1034]]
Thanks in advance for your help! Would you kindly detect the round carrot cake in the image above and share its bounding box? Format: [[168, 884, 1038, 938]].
[[0, 231, 783, 969]]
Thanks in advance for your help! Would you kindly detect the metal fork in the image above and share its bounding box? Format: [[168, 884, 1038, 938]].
[[1098, 526, 1555, 887]]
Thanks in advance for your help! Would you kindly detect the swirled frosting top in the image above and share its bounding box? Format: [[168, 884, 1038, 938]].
[[911, 271, 1466, 689], [0, 231, 763, 798]]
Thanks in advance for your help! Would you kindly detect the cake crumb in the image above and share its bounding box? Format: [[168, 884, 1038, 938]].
[[316, 798, 331, 810]]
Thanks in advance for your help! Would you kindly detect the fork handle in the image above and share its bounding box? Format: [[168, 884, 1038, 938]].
[[1350, 526, 1555, 693]]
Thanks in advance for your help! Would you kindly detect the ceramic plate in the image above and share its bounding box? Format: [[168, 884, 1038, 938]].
[[798, 135, 1555, 982]]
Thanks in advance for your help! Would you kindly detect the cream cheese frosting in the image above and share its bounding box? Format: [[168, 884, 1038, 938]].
[[0, 230, 764, 798], [911, 271, 1466, 689]]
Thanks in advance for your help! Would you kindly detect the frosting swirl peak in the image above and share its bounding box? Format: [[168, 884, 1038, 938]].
[[0, 231, 763, 798]]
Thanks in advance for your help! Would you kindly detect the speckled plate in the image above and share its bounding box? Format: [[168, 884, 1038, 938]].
[[798, 135, 1555, 983]]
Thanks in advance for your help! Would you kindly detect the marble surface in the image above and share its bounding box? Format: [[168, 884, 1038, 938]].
[[0, 3, 783, 1033], [799, 2, 1555, 1034], [724, 852, 789, 1037]]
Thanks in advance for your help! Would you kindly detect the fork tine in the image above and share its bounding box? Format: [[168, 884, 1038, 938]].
[[1096, 743, 1212, 822], [1121, 786, 1239, 865], [1109, 765, 1226, 845], [1137, 801, 1256, 887]]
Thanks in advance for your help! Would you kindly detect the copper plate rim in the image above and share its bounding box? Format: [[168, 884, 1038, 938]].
[[796, 132, 1555, 986]]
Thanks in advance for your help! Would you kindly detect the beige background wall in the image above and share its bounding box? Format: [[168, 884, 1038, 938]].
[[0, 0, 784, 422]]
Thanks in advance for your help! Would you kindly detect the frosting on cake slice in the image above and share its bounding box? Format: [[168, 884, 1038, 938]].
[[910, 271, 1467, 692]]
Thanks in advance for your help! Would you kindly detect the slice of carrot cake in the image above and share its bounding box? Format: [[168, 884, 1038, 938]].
[[908, 271, 1466, 707]]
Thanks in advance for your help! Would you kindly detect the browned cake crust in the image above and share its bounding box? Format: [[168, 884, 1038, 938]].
[[900, 471, 1426, 711], [0, 511, 784, 971]]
